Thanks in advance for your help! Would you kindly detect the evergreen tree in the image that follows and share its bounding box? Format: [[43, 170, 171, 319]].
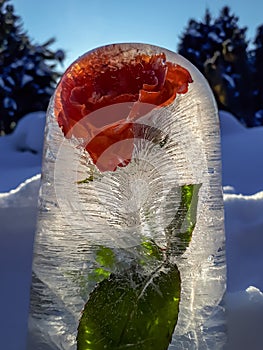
[[215, 7, 253, 125], [178, 9, 220, 74], [252, 25, 263, 124], [178, 6, 254, 126], [0, 0, 65, 134]]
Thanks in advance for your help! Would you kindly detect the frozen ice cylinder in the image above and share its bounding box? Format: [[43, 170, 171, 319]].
[[26, 43, 226, 350]]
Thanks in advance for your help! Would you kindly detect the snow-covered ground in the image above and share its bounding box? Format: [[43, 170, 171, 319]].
[[0, 112, 45, 350], [1, 110, 263, 349]]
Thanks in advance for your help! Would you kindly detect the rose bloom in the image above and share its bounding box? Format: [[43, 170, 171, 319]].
[[54, 45, 193, 172]]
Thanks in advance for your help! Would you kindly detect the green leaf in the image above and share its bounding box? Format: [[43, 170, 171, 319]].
[[95, 246, 116, 268], [88, 246, 117, 283], [165, 184, 202, 255], [76, 165, 102, 184], [179, 183, 202, 245], [77, 176, 94, 184], [77, 264, 181, 350], [140, 239, 163, 261]]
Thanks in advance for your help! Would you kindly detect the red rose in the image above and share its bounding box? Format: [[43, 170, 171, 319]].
[[54, 45, 193, 172]]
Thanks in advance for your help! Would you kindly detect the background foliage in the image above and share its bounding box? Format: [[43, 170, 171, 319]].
[[0, 0, 64, 134], [178, 6, 263, 127]]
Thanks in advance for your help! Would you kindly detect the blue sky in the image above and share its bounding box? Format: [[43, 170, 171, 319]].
[[11, 0, 263, 70]]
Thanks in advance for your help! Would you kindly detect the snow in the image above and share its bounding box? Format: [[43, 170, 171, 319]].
[[0, 176, 39, 350], [0, 111, 45, 192], [1, 110, 263, 349], [188, 29, 203, 38], [0, 113, 44, 350], [224, 190, 263, 291], [221, 110, 263, 195], [222, 72, 236, 89], [208, 31, 223, 44]]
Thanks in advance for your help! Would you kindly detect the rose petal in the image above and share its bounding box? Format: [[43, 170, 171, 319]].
[[54, 47, 193, 172], [85, 121, 134, 172]]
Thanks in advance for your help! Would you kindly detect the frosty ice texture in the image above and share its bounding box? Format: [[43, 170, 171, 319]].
[[27, 43, 226, 349]]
